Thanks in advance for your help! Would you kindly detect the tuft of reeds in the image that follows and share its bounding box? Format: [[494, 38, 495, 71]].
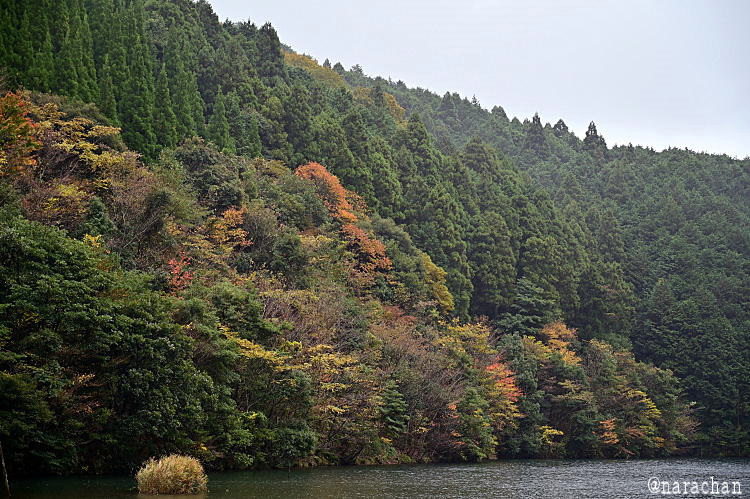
[[135, 454, 208, 495]]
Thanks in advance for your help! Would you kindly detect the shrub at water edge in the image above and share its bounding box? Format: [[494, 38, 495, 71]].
[[135, 455, 208, 495]]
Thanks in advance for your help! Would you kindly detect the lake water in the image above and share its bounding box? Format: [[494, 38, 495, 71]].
[[10, 458, 750, 498]]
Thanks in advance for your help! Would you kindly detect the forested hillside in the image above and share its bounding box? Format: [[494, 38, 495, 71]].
[[0, 0, 747, 475], [348, 70, 750, 456]]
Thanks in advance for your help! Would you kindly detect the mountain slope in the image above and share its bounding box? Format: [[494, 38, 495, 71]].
[[0, 0, 747, 468]]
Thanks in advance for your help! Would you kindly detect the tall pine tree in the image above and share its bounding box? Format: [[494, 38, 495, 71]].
[[207, 89, 233, 153], [154, 63, 178, 148], [97, 54, 119, 124], [120, 0, 156, 157]]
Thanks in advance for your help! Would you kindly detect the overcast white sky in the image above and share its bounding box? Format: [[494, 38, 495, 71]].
[[208, 0, 749, 158]]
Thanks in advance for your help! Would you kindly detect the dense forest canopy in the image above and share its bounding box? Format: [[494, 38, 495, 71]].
[[0, 0, 748, 475]]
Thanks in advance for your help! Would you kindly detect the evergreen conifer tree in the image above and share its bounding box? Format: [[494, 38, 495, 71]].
[[54, 2, 80, 99], [207, 89, 233, 153], [97, 54, 119, 124], [77, 3, 98, 102], [154, 63, 178, 148], [120, 1, 156, 157], [26, 31, 54, 92]]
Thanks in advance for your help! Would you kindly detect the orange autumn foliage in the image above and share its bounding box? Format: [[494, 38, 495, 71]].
[[483, 355, 523, 432], [598, 418, 621, 445], [0, 91, 40, 176], [485, 359, 522, 403], [296, 162, 392, 286], [341, 222, 392, 274], [295, 162, 357, 222], [167, 252, 194, 293]]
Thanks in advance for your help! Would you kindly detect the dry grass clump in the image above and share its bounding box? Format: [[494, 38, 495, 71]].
[[136, 454, 208, 495]]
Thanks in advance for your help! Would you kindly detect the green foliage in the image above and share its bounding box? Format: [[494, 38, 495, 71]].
[[0, 0, 744, 475], [455, 387, 497, 461], [173, 137, 245, 212], [78, 196, 114, 237], [153, 63, 178, 148], [208, 280, 279, 341], [119, 0, 156, 158], [379, 381, 410, 440], [96, 54, 118, 125], [208, 89, 234, 154], [226, 91, 262, 158], [0, 215, 209, 473], [26, 31, 55, 93], [0, 374, 55, 472]]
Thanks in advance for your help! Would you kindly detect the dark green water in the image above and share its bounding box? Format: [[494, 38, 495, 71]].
[[10, 459, 750, 498]]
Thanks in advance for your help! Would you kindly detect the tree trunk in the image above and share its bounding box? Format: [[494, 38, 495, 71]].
[[0, 440, 9, 497]]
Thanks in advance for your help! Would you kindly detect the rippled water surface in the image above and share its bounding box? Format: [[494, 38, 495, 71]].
[[12, 458, 750, 498]]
